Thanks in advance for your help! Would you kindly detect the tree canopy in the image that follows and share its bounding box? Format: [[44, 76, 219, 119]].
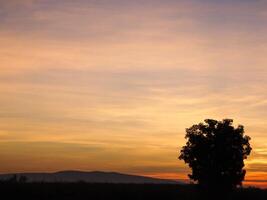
[[179, 119, 252, 189]]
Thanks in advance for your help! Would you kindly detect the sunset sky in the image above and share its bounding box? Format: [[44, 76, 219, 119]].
[[0, 0, 267, 187]]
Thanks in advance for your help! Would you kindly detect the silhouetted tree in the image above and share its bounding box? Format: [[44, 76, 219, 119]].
[[179, 119, 252, 190]]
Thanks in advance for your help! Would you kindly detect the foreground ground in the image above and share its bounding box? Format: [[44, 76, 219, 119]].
[[0, 183, 267, 200]]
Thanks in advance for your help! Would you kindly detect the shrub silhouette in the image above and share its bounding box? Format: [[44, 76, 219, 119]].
[[179, 119, 252, 190], [8, 174, 18, 183], [18, 175, 28, 183]]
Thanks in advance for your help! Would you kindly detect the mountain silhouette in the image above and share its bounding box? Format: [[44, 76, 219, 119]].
[[0, 171, 182, 184]]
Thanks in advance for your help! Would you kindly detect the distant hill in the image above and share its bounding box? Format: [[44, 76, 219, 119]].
[[0, 171, 181, 184]]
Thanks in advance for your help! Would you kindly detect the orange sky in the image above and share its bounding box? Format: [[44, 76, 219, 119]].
[[0, 0, 267, 187]]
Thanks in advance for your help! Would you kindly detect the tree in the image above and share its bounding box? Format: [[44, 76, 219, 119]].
[[179, 119, 252, 190]]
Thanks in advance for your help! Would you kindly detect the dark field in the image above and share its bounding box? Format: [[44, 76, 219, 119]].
[[0, 183, 267, 200]]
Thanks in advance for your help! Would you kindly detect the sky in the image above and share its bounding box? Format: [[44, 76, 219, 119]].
[[0, 0, 267, 187]]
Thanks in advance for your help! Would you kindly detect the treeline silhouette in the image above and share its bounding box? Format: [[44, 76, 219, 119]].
[[0, 182, 267, 200]]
